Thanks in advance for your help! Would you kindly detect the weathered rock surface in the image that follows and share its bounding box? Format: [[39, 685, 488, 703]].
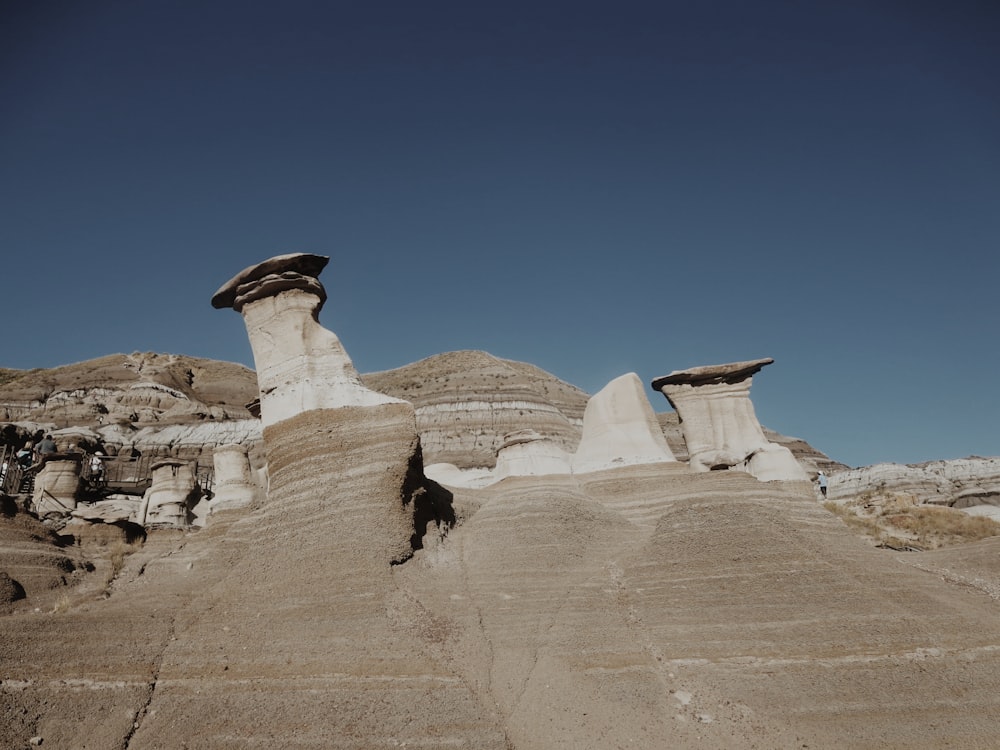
[[32, 455, 81, 518], [493, 429, 572, 480], [11, 457, 1000, 748], [653, 358, 809, 481], [206, 443, 259, 516], [829, 457, 1000, 510], [141, 459, 201, 527], [0, 352, 257, 428], [572, 372, 679, 474], [363, 350, 587, 469], [213, 253, 403, 428], [10, 256, 981, 747]]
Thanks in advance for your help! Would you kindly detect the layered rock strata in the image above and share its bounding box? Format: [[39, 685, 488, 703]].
[[652, 358, 808, 481], [196, 254, 507, 745], [32, 455, 81, 518], [828, 457, 1000, 509], [363, 350, 587, 468], [572, 372, 680, 474], [207, 443, 259, 515], [0, 353, 256, 428], [211, 253, 415, 562], [140, 459, 199, 527], [493, 429, 572, 480]]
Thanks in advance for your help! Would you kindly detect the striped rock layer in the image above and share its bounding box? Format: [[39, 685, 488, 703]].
[[7, 466, 1000, 746]]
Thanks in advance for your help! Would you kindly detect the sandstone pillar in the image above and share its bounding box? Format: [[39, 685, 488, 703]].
[[141, 459, 199, 526], [652, 358, 808, 481], [32, 455, 82, 518], [207, 443, 258, 514], [211, 253, 416, 564]]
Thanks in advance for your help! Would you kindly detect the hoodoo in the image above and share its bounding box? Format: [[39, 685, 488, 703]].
[[652, 358, 808, 481]]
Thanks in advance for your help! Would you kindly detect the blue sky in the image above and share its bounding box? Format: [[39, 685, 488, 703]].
[[2, 1, 998, 468]]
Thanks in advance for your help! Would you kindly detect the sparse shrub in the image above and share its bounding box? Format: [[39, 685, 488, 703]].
[[52, 593, 72, 614]]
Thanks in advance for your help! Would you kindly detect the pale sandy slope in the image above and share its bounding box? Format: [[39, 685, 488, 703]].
[[5, 463, 1000, 748]]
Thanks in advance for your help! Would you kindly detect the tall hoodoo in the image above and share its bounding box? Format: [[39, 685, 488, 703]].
[[202, 254, 507, 748], [212, 253, 417, 563], [652, 358, 808, 481], [211, 253, 404, 427]]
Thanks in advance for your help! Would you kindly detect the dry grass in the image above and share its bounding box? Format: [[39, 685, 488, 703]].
[[102, 541, 136, 594], [825, 492, 1000, 550], [52, 592, 72, 614]]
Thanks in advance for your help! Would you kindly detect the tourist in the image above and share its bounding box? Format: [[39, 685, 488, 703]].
[[90, 451, 105, 484], [36, 434, 57, 461], [817, 470, 828, 498], [16, 445, 33, 469]]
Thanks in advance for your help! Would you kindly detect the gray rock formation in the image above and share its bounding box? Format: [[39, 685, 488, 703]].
[[206, 443, 259, 515], [829, 457, 1000, 511], [212, 252, 416, 563], [652, 358, 808, 481], [363, 350, 586, 468], [32, 455, 81, 518], [572, 372, 680, 474], [493, 429, 572, 480], [212, 253, 404, 427], [140, 459, 200, 526]]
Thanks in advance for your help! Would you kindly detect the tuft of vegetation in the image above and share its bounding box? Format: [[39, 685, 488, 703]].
[[102, 541, 137, 594], [52, 593, 72, 614], [824, 491, 1000, 551]]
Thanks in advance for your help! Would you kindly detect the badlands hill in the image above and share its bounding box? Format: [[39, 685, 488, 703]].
[[3, 252, 1000, 749], [0, 350, 844, 474]]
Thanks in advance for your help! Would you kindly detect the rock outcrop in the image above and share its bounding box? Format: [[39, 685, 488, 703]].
[[363, 350, 587, 468], [652, 358, 808, 481], [829, 457, 1000, 510], [572, 372, 680, 474], [5, 256, 1000, 748], [212, 252, 416, 563], [140, 459, 200, 527], [32, 455, 81, 518], [493, 429, 572, 480], [0, 353, 257, 428], [206, 443, 259, 515]]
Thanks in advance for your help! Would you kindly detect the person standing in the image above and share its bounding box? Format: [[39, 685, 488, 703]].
[[89, 451, 105, 485], [817, 470, 828, 498]]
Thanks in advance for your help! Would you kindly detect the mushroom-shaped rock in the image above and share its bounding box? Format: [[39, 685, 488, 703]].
[[651, 359, 807, 481], [572, 373, 679, 474], [212, 253, 422, 567], [494, 429, 572, 481], [212, 253, 403, 428]]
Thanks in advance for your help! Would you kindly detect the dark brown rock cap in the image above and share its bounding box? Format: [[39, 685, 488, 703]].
[[651, 357, 774, 390], [211, 253, 330, 309]]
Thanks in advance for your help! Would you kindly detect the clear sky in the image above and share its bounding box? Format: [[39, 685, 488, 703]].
[[2, 1, 998, 468]]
